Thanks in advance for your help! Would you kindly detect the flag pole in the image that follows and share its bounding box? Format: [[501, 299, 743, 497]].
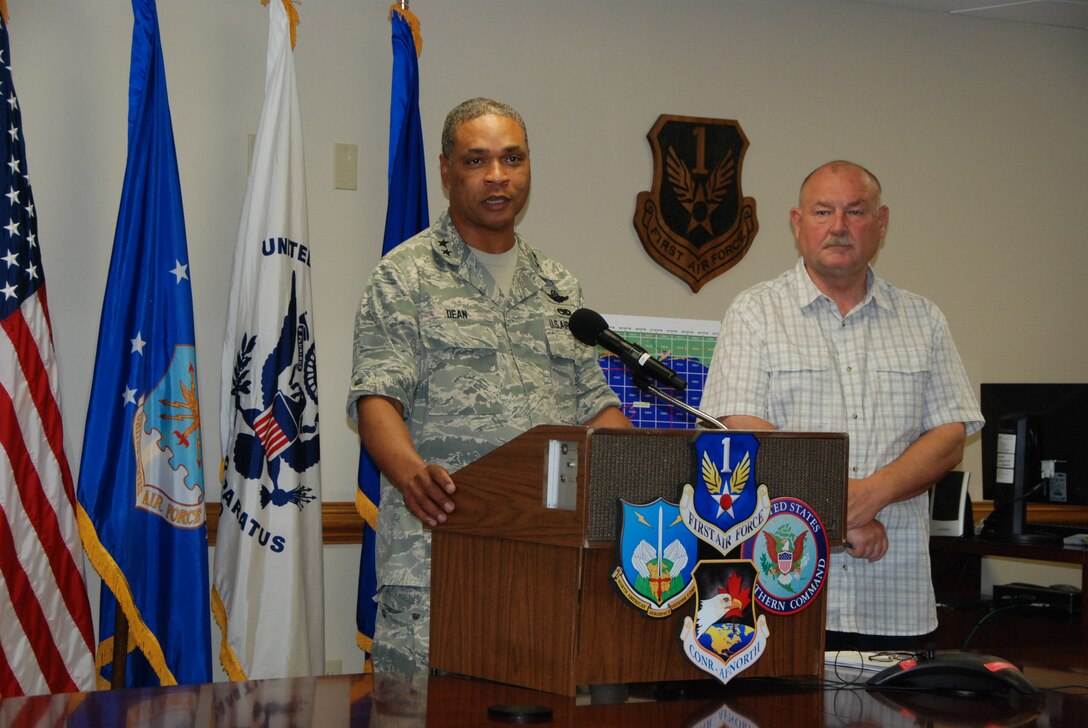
[[110, 611, 129, 688]]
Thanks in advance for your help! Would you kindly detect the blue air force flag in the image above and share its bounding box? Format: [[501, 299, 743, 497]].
[[75, 0, 211, 688], [356, 4, 429, 665], [212, 0, 324, 680]]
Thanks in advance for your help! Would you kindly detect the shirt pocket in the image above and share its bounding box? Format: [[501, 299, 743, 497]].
[[765, 346, 833, 429], [419, 312, 503, 416], [543, 323, 580, 421], [870, 347, 930, 431]]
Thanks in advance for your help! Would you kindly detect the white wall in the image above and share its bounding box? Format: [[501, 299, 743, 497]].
[[12, 0, 1086, 679]]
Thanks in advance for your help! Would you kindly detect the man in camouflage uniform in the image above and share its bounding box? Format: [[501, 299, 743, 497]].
[[347, 98, 630, 672]]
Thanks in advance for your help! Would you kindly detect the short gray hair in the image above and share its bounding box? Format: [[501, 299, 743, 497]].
[[441, 97, 528, 159]]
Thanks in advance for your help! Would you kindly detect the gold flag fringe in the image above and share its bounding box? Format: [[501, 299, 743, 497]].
[[262, 0, 300, 50], [211, 587, 249, 681], [355, 486, 378, 529], [76, 505, 178, 687], [1, 1, 8, 26], [389, 4, 423, 57], [350, 673, 375, 702]]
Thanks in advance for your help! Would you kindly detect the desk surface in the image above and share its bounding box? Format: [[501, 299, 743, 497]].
[[2, 653, 1086, 727], [931, 535, 1088, 565]]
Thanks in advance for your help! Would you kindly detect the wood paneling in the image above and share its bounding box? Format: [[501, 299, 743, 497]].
[[206, 500, 362, 546], [971, 501, 1088, 526]]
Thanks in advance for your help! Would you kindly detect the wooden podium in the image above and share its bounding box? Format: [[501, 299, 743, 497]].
[[430, 426, 847, 695]]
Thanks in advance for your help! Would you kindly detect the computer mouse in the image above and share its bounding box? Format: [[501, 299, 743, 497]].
[[865, 651, 1037, 696]]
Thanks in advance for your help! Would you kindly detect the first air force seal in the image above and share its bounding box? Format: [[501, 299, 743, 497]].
[[633, 115, 758, 293], [679, 432, 771, 555]]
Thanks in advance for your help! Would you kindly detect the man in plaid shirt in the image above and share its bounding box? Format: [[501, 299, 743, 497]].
[[702, 160, 983, 652]]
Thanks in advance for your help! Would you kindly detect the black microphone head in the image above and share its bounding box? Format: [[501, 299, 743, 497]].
[[569, 308, 609, 346]]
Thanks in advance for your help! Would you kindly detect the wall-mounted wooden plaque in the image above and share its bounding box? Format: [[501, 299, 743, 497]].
[[634, 115, 758, 293]]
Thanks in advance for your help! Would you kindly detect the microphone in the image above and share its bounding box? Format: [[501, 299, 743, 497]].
[[569, 308, 687, 391]]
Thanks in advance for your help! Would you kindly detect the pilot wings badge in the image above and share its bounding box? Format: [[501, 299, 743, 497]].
[[633, 115, 758, 293], [612, 499, 698, 617]]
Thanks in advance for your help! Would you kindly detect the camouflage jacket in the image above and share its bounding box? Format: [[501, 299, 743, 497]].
[[347, 212, 620, 588]]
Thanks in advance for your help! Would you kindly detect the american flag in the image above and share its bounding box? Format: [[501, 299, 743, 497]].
[[0, 16, 95, 696]]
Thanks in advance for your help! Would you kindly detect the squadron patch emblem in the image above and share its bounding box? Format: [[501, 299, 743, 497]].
[[679, 432, 771, 555], [612, 499, 697, 617], [633, 115, 758, 293], [680, 560, 769, 685], [742, 497, 829, 615]]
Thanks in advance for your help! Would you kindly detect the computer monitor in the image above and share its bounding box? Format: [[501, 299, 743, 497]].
[[979, 383, 1088, 543]]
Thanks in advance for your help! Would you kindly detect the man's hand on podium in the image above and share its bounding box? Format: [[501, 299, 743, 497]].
[[357, 395, 457, 528], [399, 464, 457, 528]]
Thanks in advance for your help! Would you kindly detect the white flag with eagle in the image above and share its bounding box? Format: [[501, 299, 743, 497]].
[[212, 0, 324, 680]]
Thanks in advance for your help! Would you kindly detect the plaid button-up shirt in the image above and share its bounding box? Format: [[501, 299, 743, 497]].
[[703, 258, 983, 635]]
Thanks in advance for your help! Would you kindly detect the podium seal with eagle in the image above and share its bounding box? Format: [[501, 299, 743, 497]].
[[741, 497, 829, 616], [679, 560, 769, 685]]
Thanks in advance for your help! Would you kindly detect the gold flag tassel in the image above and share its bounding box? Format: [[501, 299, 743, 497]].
[[261, 0, 300, 50], [1, 1, 9, 26], [389, 2, 423, 57]]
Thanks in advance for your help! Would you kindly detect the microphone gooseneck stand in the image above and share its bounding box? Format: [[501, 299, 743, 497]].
[[631, 375, 728, 431]]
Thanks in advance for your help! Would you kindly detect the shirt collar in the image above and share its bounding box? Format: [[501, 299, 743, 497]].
[[430, 211, 548, 301], [792, 258, 891, 315]]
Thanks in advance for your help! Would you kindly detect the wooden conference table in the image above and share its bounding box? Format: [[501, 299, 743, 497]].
[[2, 649, 1086, 727]]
